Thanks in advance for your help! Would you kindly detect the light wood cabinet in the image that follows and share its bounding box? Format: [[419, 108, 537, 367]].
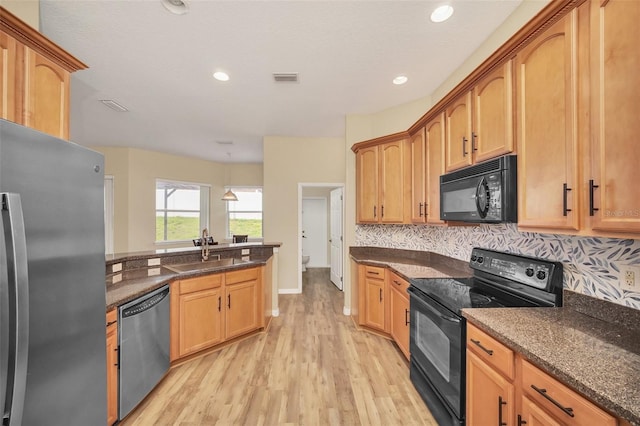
[[355, 139, 409, 224], [425, 113, 446, 224], [410, 129, 427, 223], [466, 322, 515, 425], [23, 47, 70, 139], [0, 7, 86, 139], [225, 268, 259, 340], [171, 267, 263, 361], [445, 61, 514, 172], [516, 12, 580, 231], [467, 322, 618, 426], [106, 309, 118, 426], [587, 0, 640, 235], [0, 29, 17, 122], [358, 265, 387, 332], [520, 358, 617, 426], [388, 271, 410, 360]]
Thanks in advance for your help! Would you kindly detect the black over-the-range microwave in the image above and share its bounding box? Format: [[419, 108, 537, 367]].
[[440, 154, 517, 223]]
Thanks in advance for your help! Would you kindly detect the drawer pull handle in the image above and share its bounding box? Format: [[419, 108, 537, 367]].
[[393, 280, 402, 286], [367, 271, 380, 275], [530, 385, 575, 418], [470, 338, 494, 355], [498, 396, 507, 426], [106, 320, 117, 327]]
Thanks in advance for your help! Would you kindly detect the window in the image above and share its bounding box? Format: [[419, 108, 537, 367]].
[[226, 187, 263, 238], [156, 180, 210, 242]]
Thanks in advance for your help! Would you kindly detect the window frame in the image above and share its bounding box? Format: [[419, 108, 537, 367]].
[[155, 179, 210, 244], [225, 186, 263, 239]]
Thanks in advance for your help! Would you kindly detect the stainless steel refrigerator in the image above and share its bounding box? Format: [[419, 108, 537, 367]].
[[1, 119, 107, 425]]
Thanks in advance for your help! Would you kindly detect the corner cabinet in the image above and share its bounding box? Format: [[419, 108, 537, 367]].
[[516, 12, 579, 231], [388, 271, 410, 360], [0, 7, 87, 139], [359, 265, 387, 331], [355, 138, 409, 224], [106, 309, 118, 426], [170, 267, 264, 361]]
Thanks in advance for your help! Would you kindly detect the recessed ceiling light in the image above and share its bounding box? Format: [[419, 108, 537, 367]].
[[393, 75, 408, 85], [213, 71, 230, 82], [161, 0, 189, 15], [430, 5, 454, 23]]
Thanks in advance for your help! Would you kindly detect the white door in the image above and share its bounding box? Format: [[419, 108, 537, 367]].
[[302, 198, 327, 268], [330, 188, 343, 290]]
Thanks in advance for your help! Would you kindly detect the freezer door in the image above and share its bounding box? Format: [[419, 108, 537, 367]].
[[0, 119, 107, 426]]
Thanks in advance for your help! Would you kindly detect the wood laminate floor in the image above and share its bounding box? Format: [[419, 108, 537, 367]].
[[122, 268, 437, 425]]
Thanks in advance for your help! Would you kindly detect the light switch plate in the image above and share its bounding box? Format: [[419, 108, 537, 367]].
[[241, 249, 250, 255], [112, 263, 122, 273], [148, 258, 161, 266]]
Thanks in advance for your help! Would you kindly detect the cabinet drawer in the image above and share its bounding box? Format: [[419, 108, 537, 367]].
[[179, 274, 223, 294], [521, 359, 616, 426], [466, 322, 514, 380], [226, 267, 258, 285], [364, 265, 385, 280], [388, 271, 409, 297]]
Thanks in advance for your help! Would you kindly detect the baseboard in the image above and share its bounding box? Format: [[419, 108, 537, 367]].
[[272, 308, 280, 317], [343, 306, 351, 316], [279, 288, 302, 294]]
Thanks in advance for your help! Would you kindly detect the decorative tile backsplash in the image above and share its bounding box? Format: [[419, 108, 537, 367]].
[[356, 224, 640, 310]]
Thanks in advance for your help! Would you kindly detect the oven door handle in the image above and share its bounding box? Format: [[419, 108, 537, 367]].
[[408, 287, 461, 324]]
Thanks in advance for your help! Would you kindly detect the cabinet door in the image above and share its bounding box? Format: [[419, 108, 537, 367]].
[[0, 30, 16, 121], [225, 280, 258, 340], [473, 60, 514, 163], [466, 350, 514, 426], [389, 282, 410, 360], [23, 47, 70, 139], [520, 396, 563, 426], [589, 0, 640, 233], [517, 13, 579, 230], [364, 277, 385, 331], [179, 287, 223, 356], [356, 146, 379, 223], [106, 315, 118, 426], [410, 130, 427, 223], [379, 140, 405, 223], [445, 92, 473, 172], [426, 113, 446, 224]]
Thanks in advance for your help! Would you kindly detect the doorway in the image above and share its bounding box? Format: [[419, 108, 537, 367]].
[[298, 183, 344, 294]]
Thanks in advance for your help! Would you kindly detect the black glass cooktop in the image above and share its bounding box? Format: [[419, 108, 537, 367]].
[[409, 277, 518, 315]]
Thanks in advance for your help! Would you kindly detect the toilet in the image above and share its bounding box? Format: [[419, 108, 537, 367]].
[[302, 255, 310, 272]]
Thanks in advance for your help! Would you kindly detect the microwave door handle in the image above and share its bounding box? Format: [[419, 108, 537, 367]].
[[1, 193, 29, 426]]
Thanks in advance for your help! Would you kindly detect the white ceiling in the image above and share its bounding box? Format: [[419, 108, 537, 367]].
[[39, 0, 523, 163]]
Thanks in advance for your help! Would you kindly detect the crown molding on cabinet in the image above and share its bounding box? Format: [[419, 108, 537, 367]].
[[351, 131, 410, 153]]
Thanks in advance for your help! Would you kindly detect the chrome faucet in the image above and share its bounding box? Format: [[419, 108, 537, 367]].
[[201, 228, 210, 261]]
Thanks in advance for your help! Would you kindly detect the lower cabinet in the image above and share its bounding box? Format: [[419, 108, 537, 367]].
[[388, 271, 410, 360], [106, 309, 118, 426], [358, 265, 387, 332], [467, 322, 618, 426], [171, 267, 263, 361]]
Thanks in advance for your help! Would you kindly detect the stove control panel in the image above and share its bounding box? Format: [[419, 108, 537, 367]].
[[469, 248, 560, 290]]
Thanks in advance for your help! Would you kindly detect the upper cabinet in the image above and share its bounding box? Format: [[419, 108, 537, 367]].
[[356, 138, 409, 224], [0, 7, 87, 139], [587, 0, 640, 235], [425, 113, 446, 225], [516, 12, 579, 231], [409, 129, 426, 223], [445, 61, 514, 172]]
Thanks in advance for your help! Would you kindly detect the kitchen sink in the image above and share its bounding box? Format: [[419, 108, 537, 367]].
[[164, 258, 249, 273]]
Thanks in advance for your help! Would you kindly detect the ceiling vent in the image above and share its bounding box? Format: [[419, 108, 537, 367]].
[[273, 73, 299, 83], [216, 140, 234, 145]]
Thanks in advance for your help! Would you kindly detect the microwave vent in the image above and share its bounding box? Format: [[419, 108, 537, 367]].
[[441, 155, 515, 183]]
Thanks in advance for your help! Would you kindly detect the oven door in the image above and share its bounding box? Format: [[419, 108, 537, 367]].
[[408, 286, 464, 419], [440, 174, 489, 222]]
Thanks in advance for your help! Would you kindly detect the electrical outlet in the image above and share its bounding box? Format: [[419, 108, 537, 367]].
[[620, 266, 640, 290]]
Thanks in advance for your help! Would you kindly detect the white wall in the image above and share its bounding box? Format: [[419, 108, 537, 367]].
[[263, 136, 345, 293]]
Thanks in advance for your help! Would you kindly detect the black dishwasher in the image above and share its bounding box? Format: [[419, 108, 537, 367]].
[[118, 284, 170, 419]]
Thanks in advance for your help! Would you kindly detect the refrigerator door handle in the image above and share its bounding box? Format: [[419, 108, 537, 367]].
[[1, 193, 29, 426]]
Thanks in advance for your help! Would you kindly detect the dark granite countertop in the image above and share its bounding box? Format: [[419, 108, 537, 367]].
[[106, 256, 271, 311], [350, 246, 472, 280], [463, 304, 640, 425]]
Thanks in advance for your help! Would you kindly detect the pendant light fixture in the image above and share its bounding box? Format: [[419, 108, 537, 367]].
[[221, 152, 238, 201]]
